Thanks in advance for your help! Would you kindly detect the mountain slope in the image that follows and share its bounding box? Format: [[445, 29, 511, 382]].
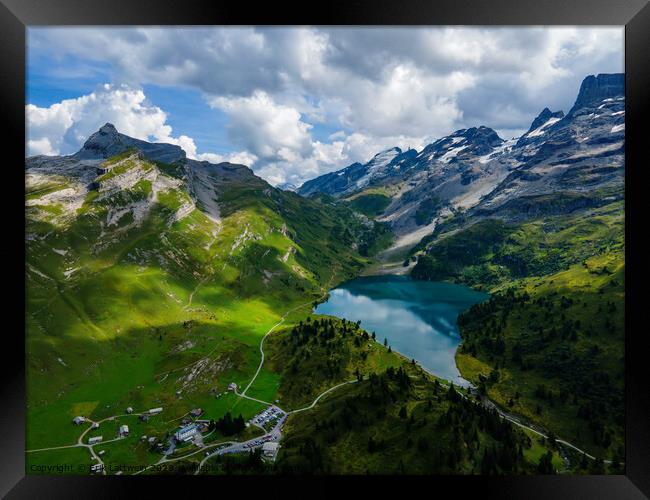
[[408, 74, 625, 462], [25, 125, 390, 458], [298, 74, 624, 261]]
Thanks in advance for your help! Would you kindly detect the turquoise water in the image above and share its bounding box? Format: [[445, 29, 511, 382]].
[[315, 275, 488, 386]]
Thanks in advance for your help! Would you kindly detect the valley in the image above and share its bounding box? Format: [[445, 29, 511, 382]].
[[25, 73, 624, 476]]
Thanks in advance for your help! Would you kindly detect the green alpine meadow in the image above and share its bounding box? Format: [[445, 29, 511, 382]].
[[25, 26, 624, 476]]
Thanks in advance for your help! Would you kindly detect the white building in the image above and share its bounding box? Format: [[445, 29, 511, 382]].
[[148, 407, 163, 415], [126, 407, 133, 414], [88, 436, 103, 445], [90, 463, 104, 473], [262, 441, 279, 460], [119, 424, 129, 437], [174, 423, 199, 443], [72, 416, 85, 425]]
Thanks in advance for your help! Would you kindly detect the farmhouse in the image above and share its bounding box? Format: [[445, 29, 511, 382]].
[[88, 436, 103, 445], [148, 407, 163, 415], [119, 424, 129, 437], [72, 416, 85, 425], [126, 407, 133, 414]]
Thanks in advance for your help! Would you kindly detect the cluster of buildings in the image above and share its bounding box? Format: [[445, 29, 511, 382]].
[[72, 398, 287, 467]]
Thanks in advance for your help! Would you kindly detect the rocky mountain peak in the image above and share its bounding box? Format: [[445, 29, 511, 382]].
[[527, 108, 565, 134], [98, 122, 118, 134], [460, 126, 503, 147], [73, 123, 186, 164], [568, 73, 624, 115]]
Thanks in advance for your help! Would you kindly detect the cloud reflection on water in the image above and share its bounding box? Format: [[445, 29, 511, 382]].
[[316, 282, 485, 387]]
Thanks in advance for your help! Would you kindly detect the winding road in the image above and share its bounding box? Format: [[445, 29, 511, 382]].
[[29, 264, 618, 475], [288, 380, 358, 414], [445, 382, 619, 466], [27, 412, 144, 475], [239, 298, 322, 398], [233, 285, 617, 470]]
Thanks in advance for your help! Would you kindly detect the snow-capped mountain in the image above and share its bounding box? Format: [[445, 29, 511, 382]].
[[297, 147, 418, 197], [297, 73, 625, 248], [515, 108, 565, 147], [472, 75, 624, 219]]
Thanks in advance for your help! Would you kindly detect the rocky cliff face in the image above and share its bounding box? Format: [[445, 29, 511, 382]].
[[527, 108, 565, 134], [567, 73, 624, 116], [26, 122, 266, 226], [73, 123, 187, 164], [296, 73, 625, 249], [26, 123, 389, 308], [475, 75, 624, 220]]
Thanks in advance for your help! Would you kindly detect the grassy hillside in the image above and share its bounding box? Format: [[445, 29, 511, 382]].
[[412, 201, 623, 289], [25, 152, 390, 470], [263, 318, 563, 474], [344, 192, 392, 217], [456, 252, 624, 460], [266, 316, 402, 409], [277, 364, 539, 474], [410, 201, 625, 463]]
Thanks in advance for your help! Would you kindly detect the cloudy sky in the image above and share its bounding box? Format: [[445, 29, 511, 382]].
[[26, 27, 623, 187]]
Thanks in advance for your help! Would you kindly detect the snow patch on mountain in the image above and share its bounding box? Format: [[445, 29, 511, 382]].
[[478, 138, 518, 164], [355, 148, 401, 188], [526, 116, 562, 138], [439, 145, 467, 163]]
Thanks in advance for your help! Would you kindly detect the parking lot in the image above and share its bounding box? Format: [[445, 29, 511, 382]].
[[248, 405, 285, 431]]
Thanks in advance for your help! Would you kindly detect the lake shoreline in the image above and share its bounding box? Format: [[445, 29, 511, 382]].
[[314, 274, 487, 388]]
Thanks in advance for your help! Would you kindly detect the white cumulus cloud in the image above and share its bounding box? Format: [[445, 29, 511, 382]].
[[27, 26, 624, 186], [25, 84, 254, 167]]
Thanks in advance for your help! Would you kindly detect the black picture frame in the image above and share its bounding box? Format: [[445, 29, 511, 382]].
[[2, 0, 648, 497]]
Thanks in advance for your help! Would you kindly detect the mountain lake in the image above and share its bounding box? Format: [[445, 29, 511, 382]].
[[314, 275, 488, 387]]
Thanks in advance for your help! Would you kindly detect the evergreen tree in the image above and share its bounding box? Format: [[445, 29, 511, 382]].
[[536, 451, 555, 474]]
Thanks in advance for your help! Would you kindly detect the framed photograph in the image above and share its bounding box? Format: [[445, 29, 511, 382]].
[[2, 0, 649, 497]]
